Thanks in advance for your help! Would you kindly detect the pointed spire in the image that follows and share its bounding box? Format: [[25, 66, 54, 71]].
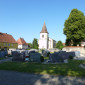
[[40, 22, 48, 33]]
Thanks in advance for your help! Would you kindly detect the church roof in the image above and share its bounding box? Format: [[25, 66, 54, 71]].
[[40, 22, 48, 33]]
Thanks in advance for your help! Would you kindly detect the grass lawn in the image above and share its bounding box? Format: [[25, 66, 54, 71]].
[[44, 57, 49, 60], [0, 57, 6, 60], [0, 60, 85, 77]]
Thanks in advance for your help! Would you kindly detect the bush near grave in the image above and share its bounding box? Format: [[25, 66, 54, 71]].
[[42, 50, 50, 57]]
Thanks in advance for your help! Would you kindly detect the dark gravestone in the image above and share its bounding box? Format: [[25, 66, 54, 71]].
[[0, 51, 8, 57], [49, 51, 69, 63], [12, 51, 25, 61], [29, 52, 41, 62], [67, 52, 75, 58]]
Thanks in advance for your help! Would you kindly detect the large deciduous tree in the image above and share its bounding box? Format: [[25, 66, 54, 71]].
[[32, 38, 38, 49], [63, 9, 85, 46]]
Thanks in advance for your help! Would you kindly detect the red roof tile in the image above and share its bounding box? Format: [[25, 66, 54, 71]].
[[0, 32, 17, 44], [17, 38, 28, 45]]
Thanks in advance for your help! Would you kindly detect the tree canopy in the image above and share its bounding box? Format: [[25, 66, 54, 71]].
[[32, 38, 38, 49], [28, 43, 32, 48], [56, 41, 64, 50], [63, 9, 85, 46]]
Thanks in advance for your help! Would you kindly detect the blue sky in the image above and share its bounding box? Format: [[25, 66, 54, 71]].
[[0, 0, 85, 43]]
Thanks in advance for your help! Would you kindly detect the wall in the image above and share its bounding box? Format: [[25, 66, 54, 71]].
[[62, 46, 85, 53], [0, 42, 18, 49], [39, 33, 49, 49], [22, 45, 28, 49], [49, 38, 53, 49], [18, 44, 28, 49]]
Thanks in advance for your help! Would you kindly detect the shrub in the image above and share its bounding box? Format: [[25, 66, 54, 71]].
[[40, 56, 44, 62], [8, 54, 12, 57], [69, 55, 73, 59], [47, 52, 50, 57]]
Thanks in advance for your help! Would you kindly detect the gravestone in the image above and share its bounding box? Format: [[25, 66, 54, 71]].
[[12, 51, 25, 61], [29, 52, 41, 62], [74, 51, 80, 57], [42, 50, 50, 57], [0, 51, 8, 57], [67, 52, 75, 58], [49, 51, 69, 63]]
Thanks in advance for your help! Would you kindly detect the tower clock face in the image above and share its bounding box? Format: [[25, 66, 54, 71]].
[[42, 35, 44, 38]]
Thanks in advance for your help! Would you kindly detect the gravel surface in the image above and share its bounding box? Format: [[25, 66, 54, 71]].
[[0, 70, 85, 85]]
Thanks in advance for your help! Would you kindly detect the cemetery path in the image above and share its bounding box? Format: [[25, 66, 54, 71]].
[[0, 70, 85, 85], [0, 57, 12, 63]]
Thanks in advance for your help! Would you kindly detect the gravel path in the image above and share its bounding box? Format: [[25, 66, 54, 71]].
[[0, 70, 85, 85]]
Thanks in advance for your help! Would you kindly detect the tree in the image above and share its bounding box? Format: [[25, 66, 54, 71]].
[[56, 41, 64, 50], [28, 43, 32, 48], [32, 38, 38, 49], [63, 9, 85, 46]]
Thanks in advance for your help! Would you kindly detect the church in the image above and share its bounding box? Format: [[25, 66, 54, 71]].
[[38, 22, 56, 49]]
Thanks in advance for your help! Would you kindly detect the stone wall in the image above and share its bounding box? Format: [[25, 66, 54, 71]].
[[62, 46, 85, 53]]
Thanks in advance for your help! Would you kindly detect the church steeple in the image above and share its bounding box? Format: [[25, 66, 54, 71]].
[[40, 22, 48, 33]]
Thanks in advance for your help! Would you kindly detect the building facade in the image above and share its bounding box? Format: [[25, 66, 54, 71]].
[[17, 38, 28, 49], [38, 22, 56, 49], [0, 32, 18, 50]]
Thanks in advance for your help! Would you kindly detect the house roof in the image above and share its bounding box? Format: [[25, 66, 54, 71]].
[[63, 43, 65, 46], [17, 38, 28, 45], [0, 32, 17, 44], [40, 22, 48, 33]]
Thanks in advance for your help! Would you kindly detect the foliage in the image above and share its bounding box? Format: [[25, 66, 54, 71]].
[[32, 38, 38, 49], [44, 57, 49, 60], [0, 57, 5, 60], [56, 41, 64, 50], [47, 52, 50, 57], [28, 43, 33, 48], [69, 55, 73, 59], [0, 60, 85, 77], [63, 9, 85, 46], [40, 56, 44, 62]]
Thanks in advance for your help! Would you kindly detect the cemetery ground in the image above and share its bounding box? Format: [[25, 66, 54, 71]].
[[0, 59, 85, 77], [0, 57, 5, 60]]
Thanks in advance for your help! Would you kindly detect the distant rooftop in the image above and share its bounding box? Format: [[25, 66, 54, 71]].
[[0, 32, 17, 44], [17, 38, 28, 45]]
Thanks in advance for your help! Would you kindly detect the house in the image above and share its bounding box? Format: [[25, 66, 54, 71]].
[[62, 43, 65, 46], [38, 22, 56, 49], [81, 41, 85, 46], [17, 38, 28, 49], [0, 32, 18, 50]]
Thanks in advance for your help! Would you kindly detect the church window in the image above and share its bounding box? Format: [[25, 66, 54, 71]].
[[42, 35, 44, 38]]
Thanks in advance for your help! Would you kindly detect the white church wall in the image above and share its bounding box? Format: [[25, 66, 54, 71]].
[[49, 38, 53, 49], [40, 33, 48, 39], [39, 39, 48, 49]]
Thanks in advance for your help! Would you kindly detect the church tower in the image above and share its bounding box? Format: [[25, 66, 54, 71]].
[[38, 22, 49, 49]]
